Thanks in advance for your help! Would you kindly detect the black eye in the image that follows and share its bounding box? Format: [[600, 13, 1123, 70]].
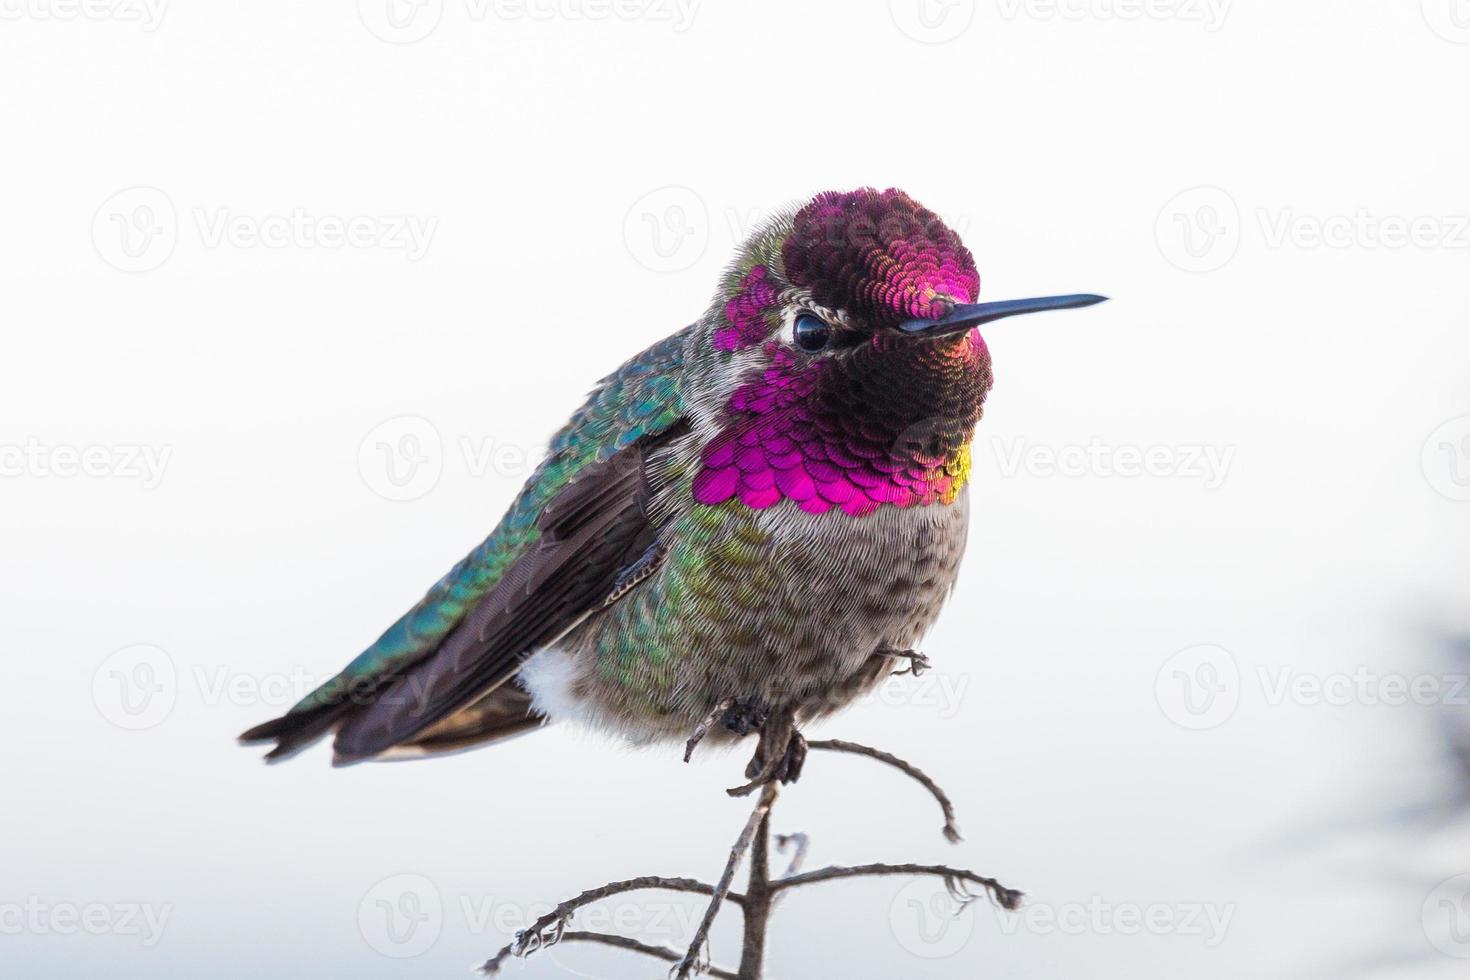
[[793, 314, 831, 352]]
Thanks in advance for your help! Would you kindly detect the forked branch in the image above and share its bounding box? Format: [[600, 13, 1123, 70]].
[[480, 733, 1019, 980]]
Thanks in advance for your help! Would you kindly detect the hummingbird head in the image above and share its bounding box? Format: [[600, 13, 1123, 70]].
[[687, 187, 1104, 517]]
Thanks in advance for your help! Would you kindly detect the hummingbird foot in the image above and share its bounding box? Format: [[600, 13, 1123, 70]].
[[681, 698, 771, 763], [889, 648, 932, 676], [720, 699, 769, 737], [728, 707, 804, 796]]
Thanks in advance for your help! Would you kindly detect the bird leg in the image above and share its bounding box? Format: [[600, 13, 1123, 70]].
[[683, 697, 772, 764], [728, 705, 805, 796], [888, 648, 932, 677]]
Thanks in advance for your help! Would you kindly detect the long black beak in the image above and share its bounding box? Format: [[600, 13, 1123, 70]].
[[898, 293, 1107, 337]]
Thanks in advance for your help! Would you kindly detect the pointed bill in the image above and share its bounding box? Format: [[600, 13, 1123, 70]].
[[898, 293, 1108, 337]]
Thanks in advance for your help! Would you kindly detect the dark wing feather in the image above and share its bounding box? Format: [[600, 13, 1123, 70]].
[[330, 422, 685, 765]]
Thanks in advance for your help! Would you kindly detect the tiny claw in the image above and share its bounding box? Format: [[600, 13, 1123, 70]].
[[684, 697, 736, 763], [777, 730, 807, 785], [891, 649, 931, 677]]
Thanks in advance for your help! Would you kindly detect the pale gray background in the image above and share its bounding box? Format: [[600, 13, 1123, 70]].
[[3, 1, 1469, 977]]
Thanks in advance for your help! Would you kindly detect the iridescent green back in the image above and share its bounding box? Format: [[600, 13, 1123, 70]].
[[285, 329, 689, 716]]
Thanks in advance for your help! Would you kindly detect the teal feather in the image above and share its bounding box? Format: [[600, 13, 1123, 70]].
[[283, 328, 689, 717]]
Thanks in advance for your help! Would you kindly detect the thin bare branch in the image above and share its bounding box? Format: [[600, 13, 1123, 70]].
[[478, 876, 744, 975], [736, 800, 774, 980], [807, 738, 963, 843], [549, 931, 738, 980], [672, 782, 779, 979], [770, 862, 1023, 911]]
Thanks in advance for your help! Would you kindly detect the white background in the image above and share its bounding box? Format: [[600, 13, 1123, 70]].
[[3, 1, 1469, 977]]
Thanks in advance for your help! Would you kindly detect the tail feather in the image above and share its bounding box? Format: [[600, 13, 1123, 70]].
[[238, 702, 353, 763], [239, 673, 543, 763]]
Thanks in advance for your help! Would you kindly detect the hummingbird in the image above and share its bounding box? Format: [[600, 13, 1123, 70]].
[[241, 187, 1105, 781]]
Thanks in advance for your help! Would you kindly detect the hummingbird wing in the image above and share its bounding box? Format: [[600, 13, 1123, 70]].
[[239, 329, 689, 763]]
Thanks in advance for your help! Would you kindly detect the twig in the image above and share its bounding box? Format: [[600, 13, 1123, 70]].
[[549, 931, 738, 980], [771, 862, 1023, 911], [736, 797, 774, 980], [672, 782, 779, 979], [481, 733, 1021, 979], [478, 876, 744, 974], [807, 738, 964, 843]]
